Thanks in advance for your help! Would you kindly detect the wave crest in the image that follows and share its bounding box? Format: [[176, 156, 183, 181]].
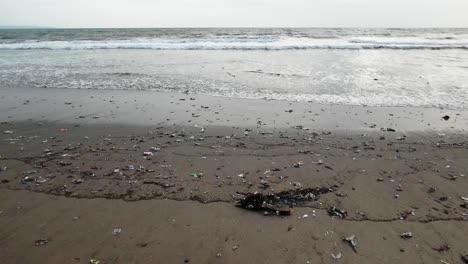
[[1, 37, 468, 50]]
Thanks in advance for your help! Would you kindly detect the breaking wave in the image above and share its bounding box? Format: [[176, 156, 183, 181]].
[[1, 37, 468, 50]]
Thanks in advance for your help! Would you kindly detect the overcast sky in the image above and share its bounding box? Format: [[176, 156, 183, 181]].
[[1, 0, 467, 28]]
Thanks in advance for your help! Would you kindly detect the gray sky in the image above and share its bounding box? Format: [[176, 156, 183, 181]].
[[1, 0, 467, 28]]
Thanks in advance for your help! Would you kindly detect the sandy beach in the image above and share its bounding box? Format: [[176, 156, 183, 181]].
[[1, 87, 467, 263]]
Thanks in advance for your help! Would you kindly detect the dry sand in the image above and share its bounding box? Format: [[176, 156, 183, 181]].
[[1, 87, 467, 264]]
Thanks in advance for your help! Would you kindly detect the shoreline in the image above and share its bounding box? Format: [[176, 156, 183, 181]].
[[1, 86, 467, 132]]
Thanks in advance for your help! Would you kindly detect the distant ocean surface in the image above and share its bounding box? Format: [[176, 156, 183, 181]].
[[0, 28, 467, 108]]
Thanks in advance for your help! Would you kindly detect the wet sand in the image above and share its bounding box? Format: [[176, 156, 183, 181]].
[[1, 87, 468, 264]]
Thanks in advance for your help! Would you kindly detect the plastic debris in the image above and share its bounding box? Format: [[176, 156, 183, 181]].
[[293, 161, 304, 168], [331, 253, 342, 260], [112, 228, 122, 235], [89, 259, 100, 264], [442, 115, 450, 121], [328, 207, 347, 218], [343, 235, 357, 253], [143, 151, 154, 156], [400, 232, 413, 239], [189, 172, 204, 179], [35, 239, 49, 246]]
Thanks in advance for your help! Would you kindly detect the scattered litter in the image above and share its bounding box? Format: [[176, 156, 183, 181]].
[[343, 235, 357, 253], [442, 115, 450, 121], [432, 242, 450, 252], [80, 171, 95, 177], [328, 207, 347, 218], [461, 197, 468, 202], [331, 253, 342, 260], [189, 172, 204, 179], [35, 239, 49, 246], [237, 187, 334, 216], [293, 161, 304, 168], [300, 214, 309, 219], [292, 182, 302, 188], [232, 245, 238, 251], [400, 232, 413, 239], [21, 175, 35, 183], [2, 130, 14, 134], [35, 176, 47, 183], [89, 259, 100, 264], [143, 151, 154, 156], [112, 228, 122, 235]]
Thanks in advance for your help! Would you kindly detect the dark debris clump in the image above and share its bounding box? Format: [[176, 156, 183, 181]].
[[236, 187, 335, 216]]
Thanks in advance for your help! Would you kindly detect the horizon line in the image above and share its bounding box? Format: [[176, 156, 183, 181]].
[[1, 26, 468, 29]]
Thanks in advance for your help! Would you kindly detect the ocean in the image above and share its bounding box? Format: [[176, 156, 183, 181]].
[[0, 28, 467, 109]]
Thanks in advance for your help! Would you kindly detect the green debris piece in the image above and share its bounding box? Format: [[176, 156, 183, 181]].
[[189, 172, 204, 178], [89, 259, 100, 264]]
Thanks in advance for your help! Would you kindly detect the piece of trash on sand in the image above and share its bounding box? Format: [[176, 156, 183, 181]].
[[189, 172, 204, 179], [35, 239, 49, 246], [89, 259, 100, 264], [328, 207, 347, 218], [112, 228, 122, 235], [442, 115, 450, 121], [432, 241, 450, 252], [293, 161, 304, 168], [343, 235, 357, 253], [143, 151, 154, 156], [2, 130, 14, 134], [299, 214, 309, 219], [237, 187, 335, 216], [400, 232, 413, 239], [331, 253, 342, 260]]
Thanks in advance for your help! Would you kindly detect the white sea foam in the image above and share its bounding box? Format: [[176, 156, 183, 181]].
[[1, 37, 468, 50]]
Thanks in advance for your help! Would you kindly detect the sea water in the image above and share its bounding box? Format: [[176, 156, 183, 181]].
[[0, 28, 467, 109]]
